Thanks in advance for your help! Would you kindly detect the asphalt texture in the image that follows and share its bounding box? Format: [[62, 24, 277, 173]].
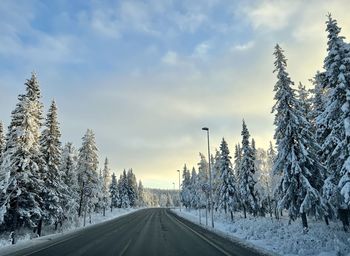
[[2, 208, 272, 256]]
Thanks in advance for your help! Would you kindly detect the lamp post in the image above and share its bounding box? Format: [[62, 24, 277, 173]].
[[177, 170, 181, 212], [202, 127, 214, 228], [172, 182, 175, 190]]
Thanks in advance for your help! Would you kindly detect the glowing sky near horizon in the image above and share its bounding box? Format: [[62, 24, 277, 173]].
[[1, 0, 350, 189]]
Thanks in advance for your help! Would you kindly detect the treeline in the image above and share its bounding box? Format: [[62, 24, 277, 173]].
[[143, 188, 180, 207], [180, 14, 350, 232], [0, 74, 145, 243]]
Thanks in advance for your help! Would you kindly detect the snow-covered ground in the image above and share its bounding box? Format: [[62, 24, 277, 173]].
[[0, 208, 139, 251], [172, 208, 350, 256]]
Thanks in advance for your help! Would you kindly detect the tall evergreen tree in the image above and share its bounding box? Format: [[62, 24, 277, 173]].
[[239, 121, 258, 218], [76, 129, 99, 217], [60, 142, 79, 222], [126, 169, 138, 207], [40, 100, 64, 229], [109, 173, 119, 210], [218, 138, 240, 221], [0, 73, 45, 237], [211, 150, 221, 211], [137, 180, 145, 207], [118, 170, 130, 208], [101, 158, 110, 215], [197, 153, 209, 210], [272, 44, 323, 231], [234, 144, 242, 178], [189, 167, 199, 209], [180, 165, 191, 209], [317, 14, 349, 184]]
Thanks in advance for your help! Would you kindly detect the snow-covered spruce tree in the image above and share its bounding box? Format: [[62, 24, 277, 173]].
[[254, 148, 270, 217], [0, 73, 45, 238], [233, 144, 242, 178], [197, 153, 209, 211], [40, 100, 65, 232], [60, 142, 79, 223], [137, 180, 145, 207], [266, 141, 280, 219], [211, 150, 221, 211], [77, 129, 99, 217], [109, 173, 119, 211], [315, 15, 350, 230], [118, 170, 130, 208], [238, 121, 259, 218], [0, 121, 4, 160], [317, 14, 348, 190], [180, 165, 191, 209], [94, 169, 105, 213], [189, 167, 199, 209], [100, 158, 110, 216], [127, 169, 138, 207], [218, 138, 240, 221], [272, 44, 324, 231]]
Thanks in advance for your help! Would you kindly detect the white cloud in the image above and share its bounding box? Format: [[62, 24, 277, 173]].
[[243, 0, 301, 31], [192, 42, 211, 59], [231, 41, 255, 51], [162, 51, 179, 65]]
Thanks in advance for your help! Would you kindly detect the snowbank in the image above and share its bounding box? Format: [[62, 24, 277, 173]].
[[172, 209, 350, 256]]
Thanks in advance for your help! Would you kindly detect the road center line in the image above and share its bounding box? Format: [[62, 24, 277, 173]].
[[119, 239, 132, 256]]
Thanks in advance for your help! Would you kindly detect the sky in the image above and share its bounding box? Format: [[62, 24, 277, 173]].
[[1, 0, 350, 189]]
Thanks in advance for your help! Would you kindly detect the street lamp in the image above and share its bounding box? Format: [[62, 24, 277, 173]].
[[177, 170, 181, 212], [172, 182, 175, 190], [202, 127, 214, 228]]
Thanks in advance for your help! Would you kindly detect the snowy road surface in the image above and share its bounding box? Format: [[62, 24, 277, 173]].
[[1, 208, 271, 256]]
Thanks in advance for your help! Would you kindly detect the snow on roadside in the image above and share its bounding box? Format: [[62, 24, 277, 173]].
[[0, 208, 139, 251], [172, 208, 350, 256]]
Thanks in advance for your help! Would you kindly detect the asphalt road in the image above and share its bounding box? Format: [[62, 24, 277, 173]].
[[2, 208, 272, 256]]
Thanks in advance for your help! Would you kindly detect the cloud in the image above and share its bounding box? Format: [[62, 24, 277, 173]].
[[162, 51, 179, 65], [2, 0, 350, 189], [243, 0, 301, 31], [231, 41, 255, 51], [192, 42, 211, 59]]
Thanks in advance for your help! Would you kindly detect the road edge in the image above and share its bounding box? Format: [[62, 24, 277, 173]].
[[0, 208, 144, 256], [169, 209, 278, 256]]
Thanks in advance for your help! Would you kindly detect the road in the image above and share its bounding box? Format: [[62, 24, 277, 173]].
[[2, 208, 272, 256]]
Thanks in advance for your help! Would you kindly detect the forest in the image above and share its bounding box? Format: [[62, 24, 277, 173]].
[[179, 14, 350, 234]]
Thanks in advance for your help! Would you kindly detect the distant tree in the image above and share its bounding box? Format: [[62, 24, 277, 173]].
[[218, 138, 240, 221], [233, 144, 242, 178], [77, 129, 99, 217], [189, 167, 199, 209], [109, 173, 119, 210], [137, 180, 145, 207], [118, 170, 130, 208], [238, 121, 258, 218], [180, 165, 191, 209], [60, 142, 79, 222], [211, 150, 221, 211], [100, 158, 110, 216], [127, 169, 138, 207], [197, 153, 209, 210]]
